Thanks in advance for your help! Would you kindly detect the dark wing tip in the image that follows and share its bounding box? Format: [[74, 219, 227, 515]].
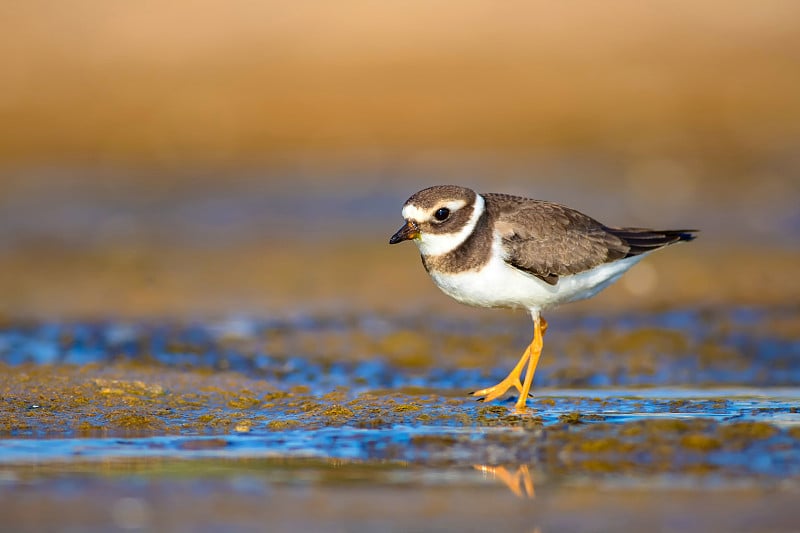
[[607, 227, 699, 256], [675, 229, 699, 242]]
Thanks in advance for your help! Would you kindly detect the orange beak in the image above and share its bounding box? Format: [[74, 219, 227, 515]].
[[389, 220, 420, 244]]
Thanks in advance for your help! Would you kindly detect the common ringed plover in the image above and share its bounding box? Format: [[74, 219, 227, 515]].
[[389, 185, 697, 411]]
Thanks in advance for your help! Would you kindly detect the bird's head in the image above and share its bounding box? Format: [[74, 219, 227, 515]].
[[389, 185, 485, 256]]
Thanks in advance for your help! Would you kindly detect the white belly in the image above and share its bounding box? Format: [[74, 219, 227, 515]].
[[428, 252, 646, 313]]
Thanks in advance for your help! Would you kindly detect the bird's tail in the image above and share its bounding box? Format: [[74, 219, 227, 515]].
[[607, 227, 698, 256]]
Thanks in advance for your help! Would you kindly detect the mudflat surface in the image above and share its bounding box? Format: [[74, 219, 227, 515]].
[[2, 307, 799, 532]]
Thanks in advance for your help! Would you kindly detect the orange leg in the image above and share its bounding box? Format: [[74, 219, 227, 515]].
[[471, 316, 547, 409], [515, 316, 545, 413]]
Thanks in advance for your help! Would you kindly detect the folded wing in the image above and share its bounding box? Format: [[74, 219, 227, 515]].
[[485, 193, 697, 286]]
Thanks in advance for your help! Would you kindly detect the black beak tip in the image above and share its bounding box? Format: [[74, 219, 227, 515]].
[[389, 220, 418, 245], [389, 230, 407, 244]]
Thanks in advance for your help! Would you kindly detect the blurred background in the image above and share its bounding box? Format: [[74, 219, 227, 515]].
[[1, 0, 799, 318]]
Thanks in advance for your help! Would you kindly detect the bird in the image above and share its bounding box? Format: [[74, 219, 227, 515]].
[[389, 185, 697, 412]]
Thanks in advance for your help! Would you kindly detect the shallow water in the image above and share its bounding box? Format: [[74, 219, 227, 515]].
[[1, 306, 799, 531], [1, 387, 798, 473]]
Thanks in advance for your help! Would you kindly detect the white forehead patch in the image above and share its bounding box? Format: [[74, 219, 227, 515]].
[[416, 194, 485, 257], [401, 204, 426, 221]]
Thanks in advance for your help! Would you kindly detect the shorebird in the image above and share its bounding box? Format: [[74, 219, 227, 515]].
[[389, 185, 696, 411]]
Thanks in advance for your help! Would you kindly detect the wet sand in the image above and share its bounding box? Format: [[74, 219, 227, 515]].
[[1, 307, 799, 531]]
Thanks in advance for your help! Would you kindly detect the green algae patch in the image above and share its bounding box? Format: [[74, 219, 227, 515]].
[[105, 409, 167, 432], [322, 404, 355, 420], [93, 379, 165, 397], [717, 421, 778, 442], [469, 404, 544, 428], [0, 362, 285, 437], [576, 437, 635, 454], [198, 414, 239, 430], [680, 434, 723, 451], [267, 419, 301, 431], [262, 391, 291, 402], [476, 405, 508, 417], [227, 396, 261, 410], [392, 403, 421, 413], [620, 418, 713, 437], [559, 412, 584, 425]]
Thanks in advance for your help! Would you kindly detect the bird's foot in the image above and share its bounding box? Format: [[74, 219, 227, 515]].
[[470, 377, 525, 403]]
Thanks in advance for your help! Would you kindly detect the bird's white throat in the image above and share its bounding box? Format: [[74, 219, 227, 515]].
[[413, 194, 486, 257]]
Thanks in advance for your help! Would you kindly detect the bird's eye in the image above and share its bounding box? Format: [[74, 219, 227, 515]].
[[434, 207, 450, 221]]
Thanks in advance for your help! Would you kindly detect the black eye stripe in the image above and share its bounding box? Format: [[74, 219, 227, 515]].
[[434, 207, 450, 221]]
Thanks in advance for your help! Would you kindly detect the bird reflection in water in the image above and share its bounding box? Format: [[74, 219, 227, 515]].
[[474, 464, 535, 499]]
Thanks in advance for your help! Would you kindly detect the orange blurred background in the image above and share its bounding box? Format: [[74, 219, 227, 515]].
[[1, 1, 799, 317]]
